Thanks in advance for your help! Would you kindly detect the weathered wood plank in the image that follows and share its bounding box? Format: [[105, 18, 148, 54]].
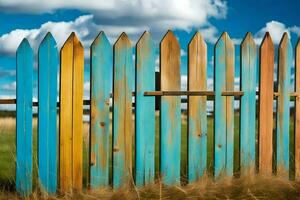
[[240, 33, 257, 175], [89, 32, 112, 189], [187, 32, 207, 182], [276, 33, 292, 177], [135, 31, 156, 186], [113, 33, 134, 188], [60, 33, 84, 192], [160, 30, 181, 185], [38, 33, 58, 194], [295, 39, 300, 180], [16, 39, 33, 196], [259, 32, 274, 176], [214, 32, 234, 177]]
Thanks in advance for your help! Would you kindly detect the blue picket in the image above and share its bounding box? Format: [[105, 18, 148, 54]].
[[90, 32, 112, 188], [240, 33, 257, 175], [16, 39, 33, 196], [113, 33, 134, 188], [135, 31, 156, 186], [160, 31, 181, 185], [38, 32, 59, 193], [276, 33, 292, 176], [214, 32, 235, 177]]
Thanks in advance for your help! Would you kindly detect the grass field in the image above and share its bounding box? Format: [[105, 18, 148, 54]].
[[0, 113, 299, 199]]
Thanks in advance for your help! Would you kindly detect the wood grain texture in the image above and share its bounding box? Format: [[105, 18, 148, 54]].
[[135, 31, 156, 186], [160, 30, 181, 185], [89, 32, 112, 189], [38, 33, 59, 194], [296, 39, 300, 180], [276, 33, 292, 177], [259, 32, 274, 176], [60, 33, 84, 192], [240, 33, 257, 175], [187, 32, 207, 182], [112, 33, 134, 188], [214, 32, 234, 178], [16, 39, 33, 196]]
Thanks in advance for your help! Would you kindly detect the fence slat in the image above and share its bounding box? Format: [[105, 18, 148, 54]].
[[240, 33, 257, 175], [16, 39, 33, 196], [295, 39, 300, 180], [187, 32, 207, 182], [38, 33, 58, 193], [160, 30, 181, 185], [89, 32, 112, 189], [259, 32, 274, 176], [276, 33, 292, 177], [135, 31, 155, 186], [60, 33, 84, 192], [113, 33, 133, 188], [214, 32, 234, 177]]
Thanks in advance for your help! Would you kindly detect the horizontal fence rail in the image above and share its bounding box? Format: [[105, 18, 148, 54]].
[[6, 30, 300, 196]]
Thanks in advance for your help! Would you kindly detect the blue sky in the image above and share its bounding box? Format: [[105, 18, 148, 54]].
[[0, 0, 299, 110]]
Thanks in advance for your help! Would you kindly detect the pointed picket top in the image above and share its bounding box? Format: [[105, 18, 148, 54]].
[[260, 32, 274, 51], [161, 30, 179, 47], [241, 32, 255, 47], [279, 32, 292, 50], [91, 31, 110, 48], [188, 31, 206, 49], [39, 32, 57, 52], [114, 32, 131, 48], [61, 32, 83, 51], [17, 38, 32, 53], [136, 31, 154, 49]]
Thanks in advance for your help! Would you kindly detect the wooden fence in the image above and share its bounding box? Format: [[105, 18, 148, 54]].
[[12, 30, 300, 195]]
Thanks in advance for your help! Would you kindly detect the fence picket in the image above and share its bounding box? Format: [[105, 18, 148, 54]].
[[38, 32, 59, 193], [16, 39, 33, 196], [89, 32, 112, 189], [113, 33, 134, 188], [295, 39, 300, 180], [60, 33, 84, 191], [187, 32, 207, 182], [240, 33, 257, 175], [276, 33, 292, 177], [259, 32, 274, 176], [135, 31, 156, 186], [214, 32, 234, 177], [160, 30, 181, 185]]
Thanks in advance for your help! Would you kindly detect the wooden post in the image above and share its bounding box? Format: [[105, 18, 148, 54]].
[[38, 32, 59, 193], [112, 33, 134, 188], [187, 32, 207, 182], [89, 32, 112, 188], [135, 31, 156, 186], [240, 33, 257, 175], [295, 39, 300, 180], [214, 32, 235, 177], [259, 32, 274, 176], [276, 33, 292, 177], [60, 33, 84, 192], [16, 39, 33, 196], [160, 30, 181, 185]]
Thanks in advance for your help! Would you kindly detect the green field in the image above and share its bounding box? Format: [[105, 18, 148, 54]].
[[0, 112, 299, 199]]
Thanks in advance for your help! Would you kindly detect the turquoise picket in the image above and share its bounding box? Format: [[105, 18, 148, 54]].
[[90, 32, 112, 188], [16, 39, 33, 196], [214, 32, 235, 177], [112, 33, 134, 188], [38, 33, 59, 194], [135, 31, 156, 186], [276, 33, 292, 176], [160, 31, 181, 185], [240, 33, 257, 175]]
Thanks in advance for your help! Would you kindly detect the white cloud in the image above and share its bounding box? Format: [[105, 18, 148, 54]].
[[1, 81, 16, 91], [0, 0, 227, 32], [180, 49, 187, 57], [254, 21, 290, 44]]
